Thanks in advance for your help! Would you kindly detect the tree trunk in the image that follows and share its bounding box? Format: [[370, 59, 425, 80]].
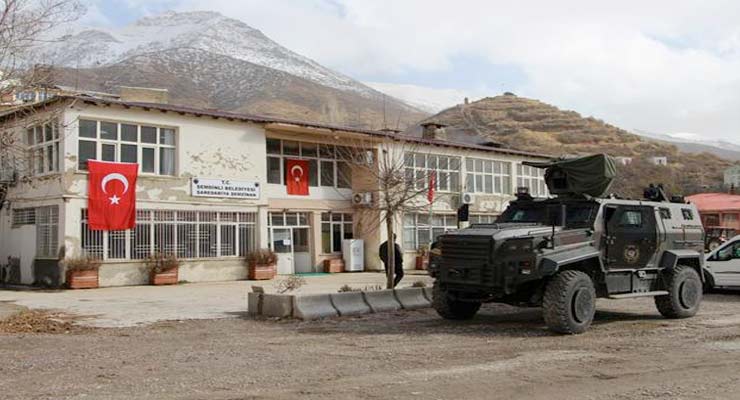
[[385, 212, 395, 289]]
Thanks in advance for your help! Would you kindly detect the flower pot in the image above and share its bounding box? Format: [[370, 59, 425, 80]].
[[66, 269, 99, 289], [324, 258, 344, 273], [151, 266, 179, 285], [249, 263, 276, 280], [415, 256, 429, 270]]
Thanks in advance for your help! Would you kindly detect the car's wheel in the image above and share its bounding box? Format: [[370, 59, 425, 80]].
[[432, 281, 481, 320], [543, 270, 596, 334], [655, 265, 702, 318]]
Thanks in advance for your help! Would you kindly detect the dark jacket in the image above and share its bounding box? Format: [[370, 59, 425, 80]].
[[379, 240, 403, 267]]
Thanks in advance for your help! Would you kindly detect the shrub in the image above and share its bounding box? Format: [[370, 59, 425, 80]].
[[338, 284, 361, 293], [61, 255, 101, 272], [274, 275, 306, 294], [245, 249, 278, 266], [145, 253, 179, 274]]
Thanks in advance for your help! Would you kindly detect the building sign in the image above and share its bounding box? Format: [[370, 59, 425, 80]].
[[191, 178, 260, 199]]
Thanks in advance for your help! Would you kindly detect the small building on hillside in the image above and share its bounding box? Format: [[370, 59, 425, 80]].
[[650, 156, 668, 166], [725, 165, 740, 188], [686, 193, 740, 230], [615, 156, 633, 166]]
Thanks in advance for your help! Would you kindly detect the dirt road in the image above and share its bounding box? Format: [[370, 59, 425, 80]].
[[3, 292, 740, 399]]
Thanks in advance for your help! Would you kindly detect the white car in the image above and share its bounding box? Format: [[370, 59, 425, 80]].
[[704, 235, 740, 290]]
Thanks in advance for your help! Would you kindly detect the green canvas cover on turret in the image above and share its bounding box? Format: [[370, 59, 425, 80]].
[[523, 154, 617, 198]]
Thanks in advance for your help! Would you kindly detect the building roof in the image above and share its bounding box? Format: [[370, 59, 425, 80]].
[[686, 193, 740, 212], [0, 94, 551, 159]]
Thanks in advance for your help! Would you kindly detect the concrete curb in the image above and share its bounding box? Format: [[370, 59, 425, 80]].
[[330, 292, 371, 316], [363, 289, 402, 313], [247, 292, 263, 316], [394, 287, 431, 310], [422, 287, 433, 302], [293, 294, 339, 320]]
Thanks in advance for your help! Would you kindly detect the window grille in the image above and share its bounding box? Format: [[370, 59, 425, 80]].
[[12, 208, 36, 226], [36, 206, 59, 258], [81, 209, 257, 261], [403, 213, 457, 250]]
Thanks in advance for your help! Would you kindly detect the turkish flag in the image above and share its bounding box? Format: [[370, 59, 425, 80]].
[[427, 171, 436, 203], [286, 159, 309, 195], [88, 160, 138, 230]]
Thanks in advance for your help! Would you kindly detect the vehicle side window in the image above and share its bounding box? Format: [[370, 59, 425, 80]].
[[659, 208, 671, 219], [716, 242, 740, 261], [619, 210, 642, 227], [681, 209, 694, 220]]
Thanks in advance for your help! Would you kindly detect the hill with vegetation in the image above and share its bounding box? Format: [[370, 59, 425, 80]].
[[407, 94, 737, 198]]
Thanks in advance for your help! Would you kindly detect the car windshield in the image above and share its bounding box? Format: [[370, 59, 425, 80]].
[[497, 202, 598, 228]]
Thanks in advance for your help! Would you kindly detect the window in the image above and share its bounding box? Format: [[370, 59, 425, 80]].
[[681, 209, 694, 220], [77, 119, 176, 175], [470, 214, 497, 224], [723, 214, 738, 223], [26, 121, 61, 175], [403, 213, 457, 250], [659, 208, 671, 219], [465, 158, 512, 194], [36, 206, 59, 258], [265, 138, 352, 190], [12, 208, 36, 226], [321, 213, 353, 253], [619, 210, 643, 227], [81, 209, 256, 260], [404, 153, 461, 192], [516, 164, 548, 198]]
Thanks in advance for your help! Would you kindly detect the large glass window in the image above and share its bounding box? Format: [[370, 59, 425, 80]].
[[403, 213, 457, 250], [81, 209, 256, 260], [26, 121, 61, 175], [465, 158, 512, 194], [321, 213, 353, 253], [404, 153, 460, 192], [77, 119, 176, 175], [265, 138, 352, 190], [516, 164, 548, 198]]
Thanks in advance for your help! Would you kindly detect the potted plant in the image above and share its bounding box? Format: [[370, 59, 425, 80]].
[[62, 255, 101, 289], [245, 249, 277, 280], [415, 245, 430, 270], [146, 253, 180, 285]]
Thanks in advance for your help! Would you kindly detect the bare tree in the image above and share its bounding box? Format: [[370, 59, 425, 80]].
[[0, 0, 82, 204], [336, 134, 464, 289]]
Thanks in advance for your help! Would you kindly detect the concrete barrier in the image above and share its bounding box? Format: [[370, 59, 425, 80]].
[[247, 292, 263, 316], [422, 286, 433, 302], [394, 287, 431, 310], [261, 294, 293, 318], [330, 291, 371, 316], [363, 289, 402, 313], [293, 294, 339, 320]]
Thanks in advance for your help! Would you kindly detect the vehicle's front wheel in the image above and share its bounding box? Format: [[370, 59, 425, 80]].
[[543, 270, 596, 334], [655, 265, 702, 318], [432, 281, 481, 320]]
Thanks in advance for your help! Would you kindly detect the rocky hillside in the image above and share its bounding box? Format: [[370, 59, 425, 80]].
[[36, 11, 426, 129], [407, 94, 737, 197]]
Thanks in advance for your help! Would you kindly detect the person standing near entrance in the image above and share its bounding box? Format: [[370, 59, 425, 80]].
[[379, 234, 404, 287]]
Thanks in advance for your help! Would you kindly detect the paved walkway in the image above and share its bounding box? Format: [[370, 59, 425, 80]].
[[0, 272, 432, 328]]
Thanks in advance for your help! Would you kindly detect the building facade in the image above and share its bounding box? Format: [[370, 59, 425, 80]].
[[0, 95, 549, 287], [687, 193, 740, 230]]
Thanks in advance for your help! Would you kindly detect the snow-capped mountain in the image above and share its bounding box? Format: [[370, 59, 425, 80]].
[[632, 129, 740, 161], [36, 11, 427, 129], [38, 11, 373, 96], [365, 82, 481, 113]]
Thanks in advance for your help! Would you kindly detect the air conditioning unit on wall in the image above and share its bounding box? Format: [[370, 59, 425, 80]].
[[461, 192, 474, 205], [352, 192, 373, 206]]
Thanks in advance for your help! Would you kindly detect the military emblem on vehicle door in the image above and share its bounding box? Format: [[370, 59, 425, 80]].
[[623, 244, 640, 264]]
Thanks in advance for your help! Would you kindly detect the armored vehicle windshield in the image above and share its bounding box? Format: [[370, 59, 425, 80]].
[[496, 199, 600, 229]]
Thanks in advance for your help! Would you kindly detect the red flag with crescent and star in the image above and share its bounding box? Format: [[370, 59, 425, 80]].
[[286, 159, 309, 196], [87, 160, 138, 230]]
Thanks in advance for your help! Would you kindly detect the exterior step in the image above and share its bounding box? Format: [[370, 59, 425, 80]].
[[607, 291, 669, 299]]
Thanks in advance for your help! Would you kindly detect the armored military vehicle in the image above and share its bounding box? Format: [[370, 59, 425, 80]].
[[431, 154, 705, 334]]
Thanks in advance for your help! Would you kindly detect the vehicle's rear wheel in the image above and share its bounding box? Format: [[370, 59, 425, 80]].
[[655, 265, 702, 318], [543, 270, 596, 334], [432, 281, 481, 320]]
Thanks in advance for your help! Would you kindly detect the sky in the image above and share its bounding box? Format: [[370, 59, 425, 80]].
[[77, 0, 740, 144]]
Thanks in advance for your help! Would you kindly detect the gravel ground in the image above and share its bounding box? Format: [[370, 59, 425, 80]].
[[3, 292, 740, 400]]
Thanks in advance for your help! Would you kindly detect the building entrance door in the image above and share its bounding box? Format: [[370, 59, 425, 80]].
[[269, 212, 312, 275]]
